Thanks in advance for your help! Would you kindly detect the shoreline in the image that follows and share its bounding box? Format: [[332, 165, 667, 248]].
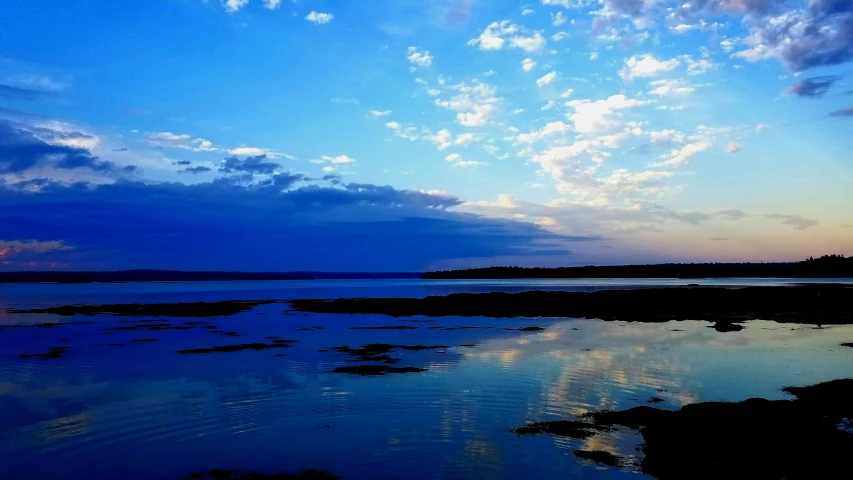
[[289, 285, 853, 325]]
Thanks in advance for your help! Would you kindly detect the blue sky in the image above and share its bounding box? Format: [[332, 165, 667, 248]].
[[1, 0, 852, 271]]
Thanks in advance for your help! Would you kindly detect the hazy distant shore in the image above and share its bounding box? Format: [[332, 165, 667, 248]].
[[423, 255, 853, 279], [0, 270, 420, 284]]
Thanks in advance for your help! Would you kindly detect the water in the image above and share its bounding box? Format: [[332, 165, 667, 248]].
[[1, 279, 852, 480]]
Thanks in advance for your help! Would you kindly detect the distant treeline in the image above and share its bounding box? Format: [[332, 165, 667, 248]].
[[422, 254, 853, 279], [0, 270, 420, 284]]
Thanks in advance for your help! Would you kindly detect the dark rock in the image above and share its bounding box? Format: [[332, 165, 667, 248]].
[[289, 286, 853, 325], [178, 341, 297, 354]]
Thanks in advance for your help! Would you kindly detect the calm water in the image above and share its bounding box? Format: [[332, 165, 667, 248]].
[[1, 279, 852, 480]]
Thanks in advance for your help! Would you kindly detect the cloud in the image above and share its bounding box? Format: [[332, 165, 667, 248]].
[[649, 129, 685, 146], [683, 56, 718, 75], [319, 154, 355, 164], [0, 84, 50, 101], [146, 132, 217, 152], [763, 213, 818, 230], [219, 155, 281, 175], [509, 31, 546, 52], [369, 110, 392, 117], [0, 120, 130, 175], [784, 76, 840, 98], [536, 71, 557, 86], [468, 21, 546, 53], [522, 58, 537, 72], [515, 121, 572, 144], [619, 54, 680, 81], [305, 11, 334, 24], [552, 11, 567, 26], [829, 105, 853, 117], [180, 166, 213, 174], [732, 1, 853, 72], [541, 0, 573, 8], [263, 0, 281, 9], [435, 81, 501, 127], [650, 140, 711, 168], [648, 79, 695, 96], [565, 94, 649, 135], [223, 0, 248, 13], [311, 154, 356, 172], [0, 179, 573, 271], [727, 142, 741, 153], [386, 122, 419, 141], [0, 239, 71, 259], [522, 8, 535, 16], [407, 46, 433, 68], [452, 160, 487, 167]]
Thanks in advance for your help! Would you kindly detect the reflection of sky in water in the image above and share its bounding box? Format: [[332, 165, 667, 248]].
[[0, 281, 852, 479]]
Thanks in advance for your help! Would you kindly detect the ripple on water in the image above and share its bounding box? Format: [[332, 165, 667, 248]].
[[2, 307, 853, 480]]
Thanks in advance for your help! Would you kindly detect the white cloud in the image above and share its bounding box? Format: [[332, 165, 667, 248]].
[[427, 129, 453, 149], [224, 0, 249, 13], [648, 79, 695, 97], [552, 11, 567, 26], [541, 100, 557, 111], [619, 54, 680, 81], [385, 122, 419, 141], [484, 69, 497, 76], [682, 56, 718, 75], [468, 21, 546, 53], [559, 88, 574, 98], [454, 132, 478, 146], [407, 46, 433, 69], [468, 20, 517, 50], [227, 146, 288, 158], [522, 8, 535, 16], [305, 11, 334, 24], [589, 51, 599, 60], [510, 31, 546, 53], [541, 0, 572, 7], [720, 38, 737, 53], [146, 132, 217, 152], [756, 124, 769, 134], [522, 58, 537, 72], [263, 0, 281, 9], [319, 154, 355, 164], [552, 32, 567, 41], [426, 88, 440, 96], [649, 129, 685, 147], [565, 94, 649, 135], [650, 141, 711, 168], [444, 153, 486, 167], [369, 110, 392, 117], [453, 160, 487, 167], [536, 71, 557, 87], [727, 142, 741, 153], [435, 81, 501, 127], [515, 121, 572, 144]]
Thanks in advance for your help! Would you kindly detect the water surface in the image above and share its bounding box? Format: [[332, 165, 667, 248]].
[[1, 279, 851, 479]]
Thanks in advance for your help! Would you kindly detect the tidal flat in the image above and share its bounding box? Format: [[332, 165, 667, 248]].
[[1, 279, 852, 480]]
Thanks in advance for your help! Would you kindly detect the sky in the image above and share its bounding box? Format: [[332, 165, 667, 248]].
[[1, 0, 852, 271]]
